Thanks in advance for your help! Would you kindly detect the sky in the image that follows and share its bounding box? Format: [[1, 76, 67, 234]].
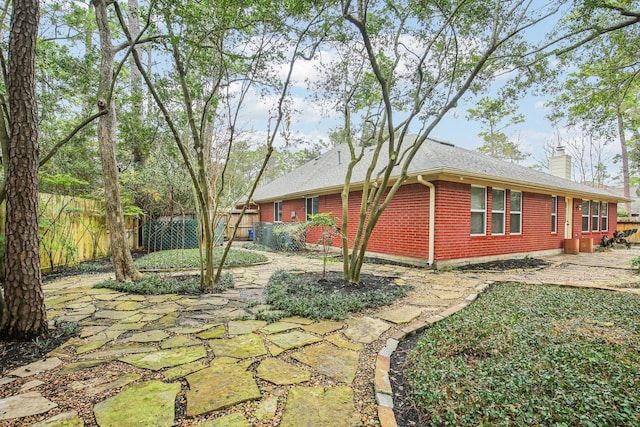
[[237, 57, 622, 184]]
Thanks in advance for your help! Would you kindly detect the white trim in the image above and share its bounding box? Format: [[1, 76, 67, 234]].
[[491, 188, 506, 235], [471, 186, 487, 236], [510, 190, 522, 235]]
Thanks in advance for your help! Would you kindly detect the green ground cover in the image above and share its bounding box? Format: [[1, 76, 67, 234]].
[[406, 283, 640, 426], [133, 248, 268, 270]]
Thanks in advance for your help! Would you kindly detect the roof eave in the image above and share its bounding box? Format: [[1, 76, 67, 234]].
[[253, 167, 629, 204]]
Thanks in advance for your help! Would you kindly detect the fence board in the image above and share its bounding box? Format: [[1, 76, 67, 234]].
[[0, 193, 139, 271]]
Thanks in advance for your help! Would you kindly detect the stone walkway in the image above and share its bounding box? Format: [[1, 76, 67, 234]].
[[1, 247, 639, 426]]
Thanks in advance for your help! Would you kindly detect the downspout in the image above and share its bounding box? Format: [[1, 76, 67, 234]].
[[417, 175, 435, 266]]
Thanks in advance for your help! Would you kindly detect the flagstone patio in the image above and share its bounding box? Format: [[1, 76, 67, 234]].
[[1, 247, 639, 426]]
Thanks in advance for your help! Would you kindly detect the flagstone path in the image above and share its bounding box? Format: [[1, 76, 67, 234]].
[[2, 247, 639, 426]]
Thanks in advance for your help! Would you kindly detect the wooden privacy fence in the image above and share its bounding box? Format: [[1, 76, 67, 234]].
[[617, 217, 640, 244], [0, 193, 139, 272]]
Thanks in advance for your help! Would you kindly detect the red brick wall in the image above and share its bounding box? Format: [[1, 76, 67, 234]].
[[257, 181, 617, 261]]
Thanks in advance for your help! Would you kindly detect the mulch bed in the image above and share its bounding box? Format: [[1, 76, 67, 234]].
[[455, 257, 550, 271]]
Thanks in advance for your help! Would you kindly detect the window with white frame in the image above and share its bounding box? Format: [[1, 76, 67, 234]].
[[274, 201, 282, 222], [492, 189, 505, 235], [551, 196, 557, 233], [591, 201, 599, 231], [510, 191, 522, 234], [306, 196, 319, 221], [471, 186, 486, 235], [601, 202, 608, 231], [581, 200, 590, 232]]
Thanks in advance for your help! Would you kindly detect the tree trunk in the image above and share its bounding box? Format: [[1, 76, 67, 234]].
[[616, 108, 631, 212], [94, 0, 141, 282], [127, 0, 147, 168], [0, 0, 48, 340]]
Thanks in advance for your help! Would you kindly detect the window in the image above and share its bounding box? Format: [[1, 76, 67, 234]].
[[551, 196, 557, 234], [601, 202, 608, 231], [510, 191, 522, 234], [471, 186, 486, 235], [581, 200, 590, 232], [492, 189, 505, 235], [274, 201, 282, 222], [306, 196, 319, 221], [591, 201, 599, 231]]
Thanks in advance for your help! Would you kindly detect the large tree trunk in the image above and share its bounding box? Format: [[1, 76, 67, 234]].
[[0, 0, 47, 340], [127, 0, 147, 169], [94, 0, 141, 282], [616, 108, 631, 212]]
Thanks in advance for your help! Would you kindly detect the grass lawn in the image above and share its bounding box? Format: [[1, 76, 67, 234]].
[[406, 283, 640, 426]]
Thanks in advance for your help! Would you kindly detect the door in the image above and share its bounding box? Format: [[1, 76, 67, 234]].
[[564, 197, 573, 239]]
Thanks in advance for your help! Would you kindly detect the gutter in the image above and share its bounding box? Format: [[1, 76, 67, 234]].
[[417, 175, 435, 266]]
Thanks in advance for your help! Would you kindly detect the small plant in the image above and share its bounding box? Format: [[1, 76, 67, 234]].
[[308, 213, 344, 279], [31, 337, 53, 357], [53, 319, 81, 335], [632, 255, 640, 272]]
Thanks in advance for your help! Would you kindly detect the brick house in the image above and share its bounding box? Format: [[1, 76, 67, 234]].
[[251, 137, 628, 267]]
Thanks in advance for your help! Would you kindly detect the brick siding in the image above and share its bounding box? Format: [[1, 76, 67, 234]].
[[258, 180, 617, 262]]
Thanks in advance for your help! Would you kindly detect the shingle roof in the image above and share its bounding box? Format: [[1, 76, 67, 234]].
[[252, 136, 627, 203]]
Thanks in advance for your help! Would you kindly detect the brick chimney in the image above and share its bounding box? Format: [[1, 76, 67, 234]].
[[549, 146, 572, 180]]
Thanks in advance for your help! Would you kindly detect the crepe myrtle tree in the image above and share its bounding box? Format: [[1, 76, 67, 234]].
[[114, 0, 328, 290], [328, 0, 640, 283]]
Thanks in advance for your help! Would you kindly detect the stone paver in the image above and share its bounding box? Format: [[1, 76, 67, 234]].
[[3, 246, 636, 427], [31, 410, 84, 427], [291, 342, 359, 383], [256, 358, 311, 385], [186, 364, 261, 417], [343, 317, 391, 344], [264, 330, 322, 350], [279, 386, 360, 427], [93, 380, 181, 427], [377, 306, 423, 324], [0, 391, 57, 421], [120, 345, 207, 370], [208, 334, 267, 359]]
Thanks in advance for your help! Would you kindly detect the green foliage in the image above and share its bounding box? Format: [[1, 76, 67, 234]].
[[308, 213, 343, 278], [94, 272, 235, 295], [406, 283, 640, 426], [467, 96, 528, 163], [631, 255, 640, 272], [39, 173, 90, 195], [260, 269, 408, 321], [618, 209, 630, 217], [134, 248, 267, 270], [52, 319, 81, 335], [241, 242, 272, 252], [273, 222, 314, 252]]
